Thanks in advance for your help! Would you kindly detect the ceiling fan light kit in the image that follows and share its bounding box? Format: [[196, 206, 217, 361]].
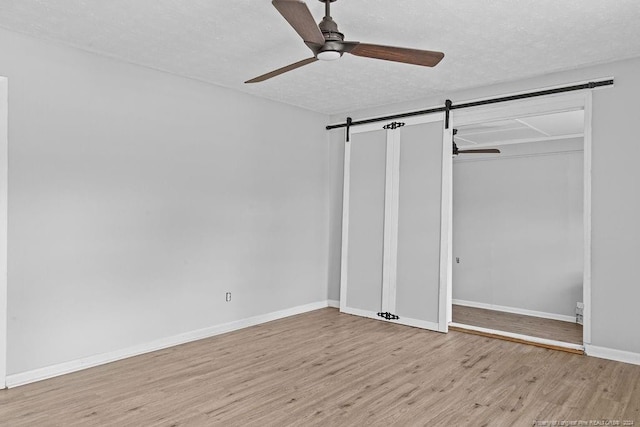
[[317, 50, 341, 61], [245, 0, 445, 83]]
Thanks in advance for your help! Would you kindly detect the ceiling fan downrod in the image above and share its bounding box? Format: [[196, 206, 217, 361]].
[[319, 0, 342, 41], [321, 0, 338, 17], [323, 0, 331, 18]]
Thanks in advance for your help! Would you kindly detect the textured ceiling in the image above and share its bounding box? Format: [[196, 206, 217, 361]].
[[453, 110, 584, 161], [456, 110, 584, 147], [0, 0, 639, 114]]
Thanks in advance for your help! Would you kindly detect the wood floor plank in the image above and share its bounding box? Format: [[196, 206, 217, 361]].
[[453, 304, 583, 344], [1, 308, 638, 426], [449, 325, 584, 354]]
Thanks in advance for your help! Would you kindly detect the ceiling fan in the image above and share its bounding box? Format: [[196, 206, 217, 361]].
[[453, 129, 501, 155], [245, 0, 445, 83]]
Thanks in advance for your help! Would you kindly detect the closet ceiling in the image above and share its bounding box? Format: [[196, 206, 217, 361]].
[[455, 110, 585, 148], [0, 0, 639, 114]]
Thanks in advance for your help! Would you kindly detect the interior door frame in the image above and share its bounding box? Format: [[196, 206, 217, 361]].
[[0, 76, 8, 388], [447, 88, 595, 346], [340, 113, 452, 332]]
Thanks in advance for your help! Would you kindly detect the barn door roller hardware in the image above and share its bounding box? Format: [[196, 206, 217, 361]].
[[345, 116, 352, 142], [326, 79, 614, 131], [445, 99, 452, 129], [377, 312, 400, 320]]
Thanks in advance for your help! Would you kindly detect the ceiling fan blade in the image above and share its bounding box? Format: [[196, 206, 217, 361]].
[[245, 57, 318, 83], [272, 0, 325, 45], [348, 43, 444, 67], [457, 149, 502, 154]]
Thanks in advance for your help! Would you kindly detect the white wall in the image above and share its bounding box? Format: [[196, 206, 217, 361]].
[[329, 56, 640, 355], [452, 140, 584, 318], [0, 28, 329, 375], [0, 76, 7, 386], [328, 131, 346, 303]]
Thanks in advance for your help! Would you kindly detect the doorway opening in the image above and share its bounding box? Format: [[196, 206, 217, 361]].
[[447, 91, 592, 353]]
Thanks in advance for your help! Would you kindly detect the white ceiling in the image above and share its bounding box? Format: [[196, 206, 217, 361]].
[[455, 110, 585, 147], [453, 109, 584, 161], [0, 0, 639, 114]]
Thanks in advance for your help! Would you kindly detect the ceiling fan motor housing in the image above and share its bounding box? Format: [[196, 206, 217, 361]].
[[315, 20, 344, 57], [319, 16, 342, 39], [315, 0, 344, 57]]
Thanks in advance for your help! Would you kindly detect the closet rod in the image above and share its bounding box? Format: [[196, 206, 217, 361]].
[[325, 79, 614, 130]]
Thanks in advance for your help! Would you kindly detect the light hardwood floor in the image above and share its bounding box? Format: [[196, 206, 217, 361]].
[[453, 304, 583, 345], [1, 308, 638, 426]]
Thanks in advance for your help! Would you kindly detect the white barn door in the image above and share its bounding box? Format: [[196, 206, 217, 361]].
[[342, 127, 387, 315], [340, 114, 452, 333]]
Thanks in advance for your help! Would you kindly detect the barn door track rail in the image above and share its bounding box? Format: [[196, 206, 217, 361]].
[[327, 79, 614, 139]]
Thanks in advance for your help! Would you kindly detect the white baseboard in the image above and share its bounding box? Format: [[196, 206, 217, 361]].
[[340, 306, 440, 333], [453, 299, 576, 323], [6, 300, 333, 388], [327, 299, 340, 308], [585, 344, 640, 366]]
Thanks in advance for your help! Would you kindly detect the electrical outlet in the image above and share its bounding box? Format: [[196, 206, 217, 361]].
[[225, 292, 231, 302]]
